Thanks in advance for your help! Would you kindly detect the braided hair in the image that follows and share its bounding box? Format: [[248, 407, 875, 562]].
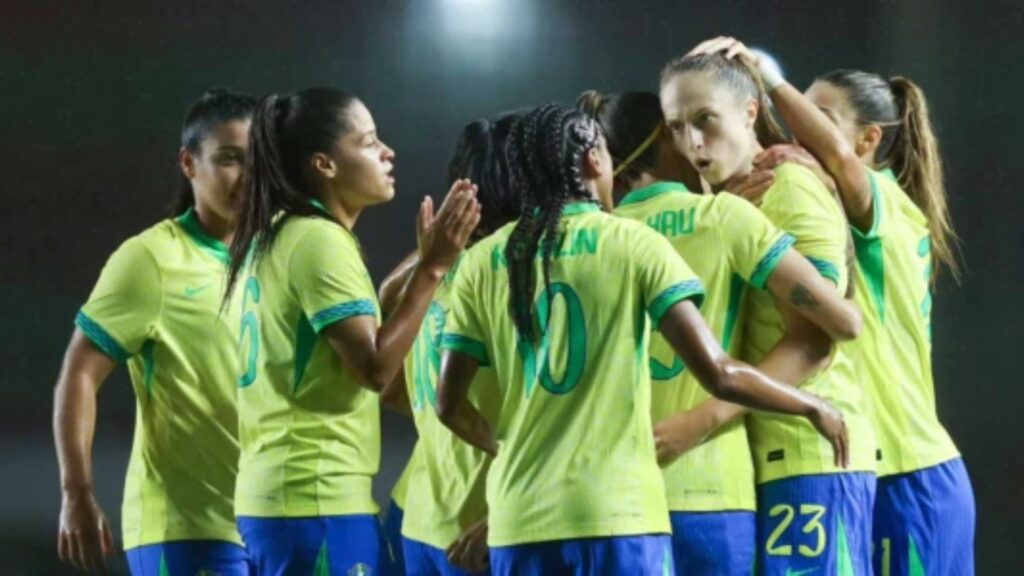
[[504, 103, 601, 342]]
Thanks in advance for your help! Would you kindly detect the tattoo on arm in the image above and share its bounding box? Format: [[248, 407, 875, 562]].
[[790, 282, 820, 309]]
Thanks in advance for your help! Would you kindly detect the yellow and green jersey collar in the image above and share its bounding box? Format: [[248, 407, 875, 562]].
[[618, 181, 691, 208], [561, 201, 601, 216], [175, 208, 230, 266]]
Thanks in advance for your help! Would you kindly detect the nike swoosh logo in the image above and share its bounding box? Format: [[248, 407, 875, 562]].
[[185, 284, 212, 298], [786, 568, 819, 576]]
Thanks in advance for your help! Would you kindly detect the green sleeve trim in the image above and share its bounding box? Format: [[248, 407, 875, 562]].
[[440, 334, 491, 367], [851, 169, 883, 240], [75, 311, 130, 362], [309, 299, 377, 333], [749, 234, 796, 290], [140, 340, 156, 398], [806, 256, 841, 286], [648, 280, 705, 327]]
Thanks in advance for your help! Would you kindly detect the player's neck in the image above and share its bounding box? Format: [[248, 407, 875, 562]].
[[629, 172, 662, 191], [193, 205, 235, 246], [320, 195, 361, 230], [715, 141, 763, 194]]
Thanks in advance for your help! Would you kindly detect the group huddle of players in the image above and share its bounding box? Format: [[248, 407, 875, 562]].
[[54, 37, 974, 576]]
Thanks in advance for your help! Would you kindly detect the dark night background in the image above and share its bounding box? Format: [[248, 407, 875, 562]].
[[2, 0, 1021, 573]]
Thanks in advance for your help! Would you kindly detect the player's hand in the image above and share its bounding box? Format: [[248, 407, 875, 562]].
[[807, 397, 850, 468], [446, 518, 489, 572], [653, 411, 709, 466], [687, 36, 759, 64], [725, 168, 776, 204], [755, 144, 838, 195], [417, 179, 481, 277], [58, 489, 116, 574]]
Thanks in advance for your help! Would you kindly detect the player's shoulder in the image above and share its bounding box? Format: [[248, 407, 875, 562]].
[[597, 210, 677, 260], [772, 161, 820, 183], [869, 168, 926, 226], [613, 181, 698, 214], [770, 162, 831, 198], [704, 190, 762, 222], [458, 221, 515, 277], [283, 214, 360, 252], [766, 162, 841, 220], [110, 218, 178, 269]]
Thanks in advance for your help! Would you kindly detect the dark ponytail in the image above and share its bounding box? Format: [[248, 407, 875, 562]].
[[448, 112, 523, 238], [504, 104, 601, 342], [818, 70, 960, 283], [224, 87, 360, 302], [576, 90, 663, 186], [172, 88, 257, 216]]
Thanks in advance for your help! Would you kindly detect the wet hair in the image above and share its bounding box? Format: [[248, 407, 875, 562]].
[[172, 88, 257, 215], [504, 103, 601, 342], [225, 87, 361, 301], [818, 69, 959, 282], [447, 112, 523, 238], [660, 52, 789, 147]]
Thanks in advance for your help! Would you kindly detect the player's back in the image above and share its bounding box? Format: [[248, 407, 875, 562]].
[[442, 201, 705, 546], [614, 182, 794, 511]]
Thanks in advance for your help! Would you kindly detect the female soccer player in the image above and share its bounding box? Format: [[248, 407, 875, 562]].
[[377, 112, 524, 576], [660, 44, 879, 575], [54, 89, 256, 575], [578, 89, 862, 575], [707, 37, 974, 575], [434, 103, 848, 575], [224, 87, 480, 575]]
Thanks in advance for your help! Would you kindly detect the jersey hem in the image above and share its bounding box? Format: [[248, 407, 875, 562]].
[[877, 450, 961, 478], [488, 520, 672, 548], [121, 530, 244, 550], [233, 500, 380, 518]]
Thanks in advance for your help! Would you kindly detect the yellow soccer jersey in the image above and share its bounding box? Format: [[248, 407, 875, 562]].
[[77, 208, 242, 547], [390, 442, 421, 511], [849, 168, 959, 476], [441, 202, 705, 547], [234, 208, 381, 517], [401, 261, 501, 549], [614, 181, 793, 511], [743, 163, 877, 483]]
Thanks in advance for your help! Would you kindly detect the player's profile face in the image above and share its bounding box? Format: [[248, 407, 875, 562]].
[[188, 118, 251, 222], [805, 81, 862, 153], [329, 100, 397, 209], [660, 71, 754, 187]]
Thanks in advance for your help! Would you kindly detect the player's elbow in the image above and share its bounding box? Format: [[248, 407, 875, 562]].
[[831, 304, 863, 342], [360, 368, 389, 394], [825, 138, 860, 177], [700, 364, 745, 403], [435, 392, 458, 426]]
